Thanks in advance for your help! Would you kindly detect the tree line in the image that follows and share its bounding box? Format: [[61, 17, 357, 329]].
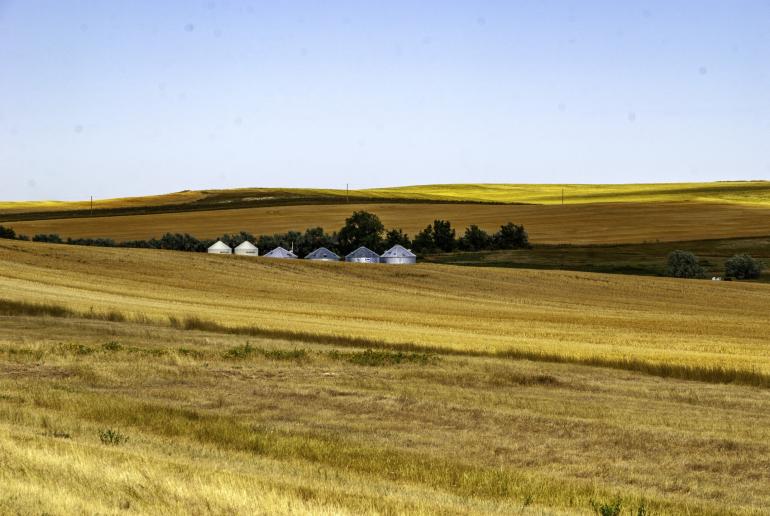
[[0, 211, 530, 256], [666, 249, 764, 280]]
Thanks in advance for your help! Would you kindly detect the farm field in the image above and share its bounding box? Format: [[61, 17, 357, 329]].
[[3, 181, 770, 219], [365, 181, 770, 205], [2, 239, 770, 380], [4, 316, 770, 515], [2, 239, 770, 514], [7, 200, 770, 245]]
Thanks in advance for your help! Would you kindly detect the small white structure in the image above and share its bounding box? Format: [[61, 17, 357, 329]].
[[263, 246, 298, 259], [234, 241, 259, 256], [305, 247, 340, 261], [207, 240, 232, 254], [380, 244, 416, 264], [345, 246, 380, 263]]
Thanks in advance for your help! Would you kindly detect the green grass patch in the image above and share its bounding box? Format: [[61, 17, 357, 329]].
[[328, 349, 436, 367], [224, 343, 308, 362]]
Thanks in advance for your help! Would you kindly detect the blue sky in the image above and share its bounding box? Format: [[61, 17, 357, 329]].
[[1, 1, 769, 201]]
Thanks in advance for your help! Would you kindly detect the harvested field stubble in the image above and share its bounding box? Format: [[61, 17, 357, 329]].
[[1, 239, 770, 379], [7, 201, 770, 244]]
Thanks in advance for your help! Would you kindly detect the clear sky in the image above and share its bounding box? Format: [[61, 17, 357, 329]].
[[1, 1, 769, 201]]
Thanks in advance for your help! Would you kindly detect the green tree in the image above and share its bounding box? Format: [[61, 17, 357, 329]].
[[458, 225, 491, 251], [493, 222, 529, 249], [338, 211, 384, 253], [297, 227, 338, 256], [0, 225, 17, 239], [32, 234, 63, 243], [215, 231, 257, 249], [665, 250, 705, 279], [432, 220, 456, 252], [725, 254, 763, 280], [384, 228, 411, 249], [411, 224, 436, 254]]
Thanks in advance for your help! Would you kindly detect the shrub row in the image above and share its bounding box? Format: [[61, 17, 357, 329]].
[[666, 250, 764, 280], [0, 211, 530, 256]]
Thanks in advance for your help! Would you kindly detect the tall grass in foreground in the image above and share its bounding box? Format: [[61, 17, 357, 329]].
[[4, 297, 770, 389], [23, 389, 668, 514]]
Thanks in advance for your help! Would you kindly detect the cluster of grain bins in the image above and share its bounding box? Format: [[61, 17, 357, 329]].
[[339, 245, 416, 264], [263, 246, 298, 259], [206, 241, 416, 264], [206, 240, 261, 255]]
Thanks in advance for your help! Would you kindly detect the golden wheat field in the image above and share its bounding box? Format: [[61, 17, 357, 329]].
[[7, 201, 770, 244], [2, 239, 770, 514], [2, 239, 770, 379]]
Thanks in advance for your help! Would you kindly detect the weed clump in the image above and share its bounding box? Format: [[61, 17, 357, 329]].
[[329, 349, 435, 366], [224, 343, 257, 359], [99, 428, 128, 446], [223, 343, 308, 362], [262, 348, 308, 361], [67, 343, 94, 355], [102, 341, 122, 352], [177, 347, 204, 358], [591, 498, 622, 516]]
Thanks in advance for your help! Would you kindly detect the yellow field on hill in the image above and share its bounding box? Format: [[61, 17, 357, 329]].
[[2, 181, 769, 217], [8, 201, 770, 244], [0, 190, 205, 215], [3, 240, 770, 513], [2, 239, 769, 374], [366, 181, 770, 205]]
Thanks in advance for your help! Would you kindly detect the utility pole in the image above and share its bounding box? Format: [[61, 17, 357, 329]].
[[346, 183, 349, 204]]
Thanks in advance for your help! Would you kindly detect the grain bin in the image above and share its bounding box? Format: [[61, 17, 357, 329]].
[[345, 246, 380, 263], [305, 247, 340, 261], [234, 241, 259, 256], [207, 240, 232, 254], [263, 246, 298, 259], [380, 244, 416, 264]]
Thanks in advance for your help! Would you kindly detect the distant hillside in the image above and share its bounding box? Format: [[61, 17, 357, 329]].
[[7, 201, 770, 245], [367, 181, 770, 205], [2, 181, 769, 222]]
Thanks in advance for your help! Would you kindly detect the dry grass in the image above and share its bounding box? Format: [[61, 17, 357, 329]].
[[3, 239, 770, 513], [2, 239, 770, 380], [7, 200, 770, 244], [2, 316, 770, 514]]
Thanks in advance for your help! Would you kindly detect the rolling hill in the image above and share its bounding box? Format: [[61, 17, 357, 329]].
[[3, 182, 770, 245], [2, 239, 770, 513], [3, 181, 770, 219]]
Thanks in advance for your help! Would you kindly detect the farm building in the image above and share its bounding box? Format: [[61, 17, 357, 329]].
[[233, 241, 259, 256], [263, 246, 298, 259], [345, 246, 380, 263], [305, 247, 340, 261], [207, 240, 232, 254], [380, 244, 416, 264]]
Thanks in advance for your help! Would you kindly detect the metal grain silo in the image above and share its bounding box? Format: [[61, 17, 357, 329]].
[[345, 246, 380, 263], [305, 247, 340, 261], [263, 246, 298, 259], [380, 244, 416, 264], [207, 240, 232, 254], [233, 241, 259, 256]]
